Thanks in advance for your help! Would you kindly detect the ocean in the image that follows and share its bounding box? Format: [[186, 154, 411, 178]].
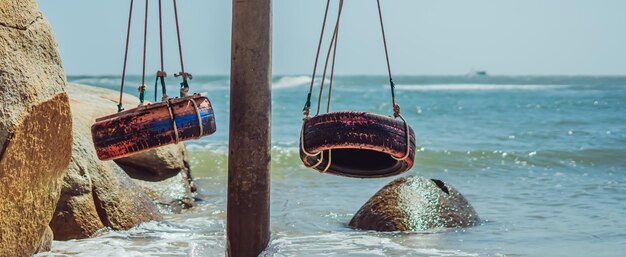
[[42, 75, 626, 256]]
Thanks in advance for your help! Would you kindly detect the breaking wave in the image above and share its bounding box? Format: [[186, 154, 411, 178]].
[[272, 76, 311, 89]]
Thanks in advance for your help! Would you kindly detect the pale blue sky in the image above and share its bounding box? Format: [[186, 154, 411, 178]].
[[38, 0, 626, 76]]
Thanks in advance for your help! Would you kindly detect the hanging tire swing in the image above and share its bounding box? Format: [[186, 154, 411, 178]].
[[299, 0, 416, 178], [91, 0, 216, 161]]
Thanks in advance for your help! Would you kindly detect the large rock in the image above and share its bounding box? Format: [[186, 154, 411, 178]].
[[349, 176, 480, 231], [50, 84, 163, 240], [74, 84, 196, 209], [50, 83, 197, 239], [116, 142, 198, 213], [116, 143, 190, 179], [0, 1, 72, 256], [77, 84, 196, 210]]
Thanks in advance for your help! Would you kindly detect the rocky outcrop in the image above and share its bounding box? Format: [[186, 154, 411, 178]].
[[0, 1, 72, 256], [349, 176, 480, 231], [50, 84, 197, 240], [49, 84, 163, 240]]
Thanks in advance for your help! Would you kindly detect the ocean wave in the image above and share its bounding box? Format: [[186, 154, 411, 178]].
[[69, 77, 122, 88], [396, 84, 570, 91], [273, 76, 311, 89], [193, 79, 231, 91], [187, 146, 626, 173]]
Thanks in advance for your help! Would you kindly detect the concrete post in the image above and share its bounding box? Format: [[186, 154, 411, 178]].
[[227, 0, 272, 256]]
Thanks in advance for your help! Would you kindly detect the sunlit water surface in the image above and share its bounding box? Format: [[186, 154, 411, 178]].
[[39, 76, 626, 257]]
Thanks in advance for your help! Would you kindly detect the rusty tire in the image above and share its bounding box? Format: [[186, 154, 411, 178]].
[[299, 111, 416, 178]]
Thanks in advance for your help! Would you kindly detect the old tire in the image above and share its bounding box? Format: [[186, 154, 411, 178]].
[[299, 111, 416, 178]]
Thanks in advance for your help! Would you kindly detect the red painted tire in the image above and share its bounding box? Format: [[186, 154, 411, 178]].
[[299, 111, 416, 178], [91, 94, 216, 161]]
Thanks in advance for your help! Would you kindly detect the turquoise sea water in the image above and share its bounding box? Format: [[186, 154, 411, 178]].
[[44, 75, 626, 256]]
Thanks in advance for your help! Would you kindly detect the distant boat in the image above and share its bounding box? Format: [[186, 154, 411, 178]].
[[474, 70, 488, 76], [466, 69, 488, 77]]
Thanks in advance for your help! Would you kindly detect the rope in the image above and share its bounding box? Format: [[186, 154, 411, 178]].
[[158, 0, 165, 74], [300, 123, 320, 157], [173, 0, 185, 77], [167, 100, 180, 143], [303, 0, 331, 117], [157, 0, 168, 103], [159, 76, 168, 101], [322, 150, 332, 173], [118, 0, 134, 112], [376, 0, 400, 117], [173, 0, 191, 97], [315, 0, 344, 116], [310, 151, 325, 169], [189, 98, 204, 138], [325, 13, 340, 114], [155, 0, 168, 102], [391, 114, 411, 161], [300, 123, 325, 169], [139, 0, 149, 105], [154, 76, 159, 102]]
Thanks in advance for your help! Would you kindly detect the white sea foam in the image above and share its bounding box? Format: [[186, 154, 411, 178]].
[[263, 232, 481, 257], [39, 217, 227, 257], [395, 84, 569, 91], [272, 76, 311, 89]]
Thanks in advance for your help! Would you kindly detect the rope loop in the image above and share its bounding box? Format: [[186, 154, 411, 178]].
[[189, 97, 204, 138], [166, 99, 180, 144], [391, 114, 411, 161], [300, 123, 320, 157], [322, 149, 332, 173]]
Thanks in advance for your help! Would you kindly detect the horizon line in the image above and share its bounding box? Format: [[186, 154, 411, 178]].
[[66, 73, 626, 78]]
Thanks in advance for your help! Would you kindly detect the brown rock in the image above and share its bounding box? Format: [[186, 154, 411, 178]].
[[0, 1, 72, 256], [349, 176, 480, 231], [116, 143, 189, 179], [71, 83, 196, 212], [50, 84, 163, 240]]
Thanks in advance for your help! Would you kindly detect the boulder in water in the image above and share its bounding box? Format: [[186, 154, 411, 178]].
[[349, 176, 480, 231]]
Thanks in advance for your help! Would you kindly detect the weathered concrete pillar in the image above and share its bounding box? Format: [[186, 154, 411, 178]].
[[227, 0, 272, 256]]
